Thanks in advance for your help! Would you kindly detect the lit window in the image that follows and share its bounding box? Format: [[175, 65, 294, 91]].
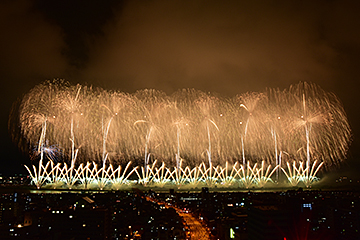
[[302, 203, 312, 210]]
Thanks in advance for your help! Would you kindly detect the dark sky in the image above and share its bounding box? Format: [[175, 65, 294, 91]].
[[0, 0, 359, 177]]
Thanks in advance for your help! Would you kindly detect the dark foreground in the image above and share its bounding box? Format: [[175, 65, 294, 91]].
[[1, 185, 360, 240]]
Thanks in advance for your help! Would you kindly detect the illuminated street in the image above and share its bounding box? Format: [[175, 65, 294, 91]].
[[178, 211, 210, 240], [145, 195, 210, 240]]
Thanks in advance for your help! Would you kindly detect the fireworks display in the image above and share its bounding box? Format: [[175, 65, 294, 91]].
[[12, 80, 352, 189]]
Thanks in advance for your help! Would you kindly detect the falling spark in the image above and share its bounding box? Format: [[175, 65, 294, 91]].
[[13, 80, 351, 189]]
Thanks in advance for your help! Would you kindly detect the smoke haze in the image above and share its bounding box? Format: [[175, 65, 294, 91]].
[[1, 0, 359, 174]]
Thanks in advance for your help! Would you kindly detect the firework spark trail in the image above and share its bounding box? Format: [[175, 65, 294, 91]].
[[14, 81, 351, 180]]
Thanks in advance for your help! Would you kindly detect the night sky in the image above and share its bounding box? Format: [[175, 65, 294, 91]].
[[1, 0, 359, 178]]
